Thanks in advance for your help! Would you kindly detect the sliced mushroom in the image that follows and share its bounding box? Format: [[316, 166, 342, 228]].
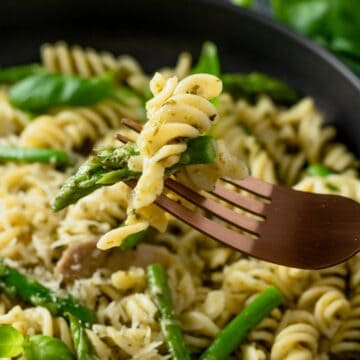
[[55, 241, 172, 281]]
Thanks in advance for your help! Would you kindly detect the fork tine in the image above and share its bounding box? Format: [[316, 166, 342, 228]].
[[155, 191, 257, 253], [165, 178, 260, 236], [120, 118, 265, 223], [210, 183, 266, 217], [121, 118, 143, 132], [223, 177, 273, 199]]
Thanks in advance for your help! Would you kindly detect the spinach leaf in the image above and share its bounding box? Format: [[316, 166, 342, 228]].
[[0, 64, 43, 84], [0, 324, 24, 358], [10, 72, 115, 111]]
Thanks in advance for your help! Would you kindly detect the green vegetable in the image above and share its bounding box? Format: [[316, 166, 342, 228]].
[[271, 0, 360, 76], [53, 136, 217, 211], [147, 263, 191, 360], [193, 41, 221, 77], [0, 259, 96, 327], [325, 182, 340, 192], [175, 135, 217, 168], [52, 143, 140, 211], [306, 163, 333, 177], [0, 64, 43, 84], [231, 0, 253, 8], [200, 287, 283, 360], [0, 325, 74, 360], [0, 324, 24, 358], [120, 228, 148, 249], [10, 72, 115, 111], [23, 335, 74, 360], [68, 313, 99, 360], [0, 146, 71, 168], [222, 72, 300, 104]]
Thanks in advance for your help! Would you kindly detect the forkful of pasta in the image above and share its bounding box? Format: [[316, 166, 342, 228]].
[[53, 72, 360, 270]]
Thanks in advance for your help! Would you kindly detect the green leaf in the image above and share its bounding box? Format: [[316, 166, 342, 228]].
[[193, 41, 221, 77], [0, 324, 24, 358], [0, 64, 43, 84], [231, 0, 253, 8], [10, 72, 114, 111], [24, 335, 74, 360], [271, 0, 360, 77]]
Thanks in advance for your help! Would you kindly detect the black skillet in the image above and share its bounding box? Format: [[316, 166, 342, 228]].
[[0, 0, 359, 153]]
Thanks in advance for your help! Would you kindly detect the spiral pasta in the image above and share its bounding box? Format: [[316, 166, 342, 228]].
[[0, 305, 73, 350], [0, 91, 28, 136], [97, 72, 245, 250], [19, 100, 143, 152], [41, 42, 151, 95], [271, 310, 320, 360], [0, 42, 360, 359], [57, 181, 168, 249]]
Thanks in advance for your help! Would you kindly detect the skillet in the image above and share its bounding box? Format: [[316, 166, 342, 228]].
[[0, 0, 359, 153]]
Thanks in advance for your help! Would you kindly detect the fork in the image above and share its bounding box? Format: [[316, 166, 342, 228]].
[[120, 118, 360, 270]]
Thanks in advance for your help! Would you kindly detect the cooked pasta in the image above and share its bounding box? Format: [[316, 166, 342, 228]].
[[97, 72, 247, 250], [0, 91, 28, 136], [0, 42, 359, 360], [20, 100, 143, 152]]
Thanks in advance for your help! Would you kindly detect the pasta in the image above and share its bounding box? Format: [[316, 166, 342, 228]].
[[97, 72, 247, 250], [20, 100, 143, 152], [0, 42, 359, 359]]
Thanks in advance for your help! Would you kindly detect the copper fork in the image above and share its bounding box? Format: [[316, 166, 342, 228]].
[[120, 118, 360, 270]]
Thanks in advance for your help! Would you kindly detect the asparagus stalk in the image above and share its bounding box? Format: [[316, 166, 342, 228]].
[[222, 73, 300, 104], [147, 263, 191, 360], [0, 260, 95, 327], [200, 287, 283, 360], [53, 135, 216, 211], [67, 313, 99, 360], [0, 146, 71, 168]]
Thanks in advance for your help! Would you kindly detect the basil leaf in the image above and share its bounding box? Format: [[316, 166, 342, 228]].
[[10, 72, 114, 111], [0, 324, 24, 357], [23, 335, 74, 360], [0, 64, 43, 84]]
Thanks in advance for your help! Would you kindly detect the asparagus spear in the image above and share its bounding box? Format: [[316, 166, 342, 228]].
[[147, 263, 191, 360], [200, 287, 283, 360], [222, 72, 300, 104], [53, 135, 216, 211], [0, 145, 71, 168], [67, 313, 99, 360], [0, 260, 96, 327]]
